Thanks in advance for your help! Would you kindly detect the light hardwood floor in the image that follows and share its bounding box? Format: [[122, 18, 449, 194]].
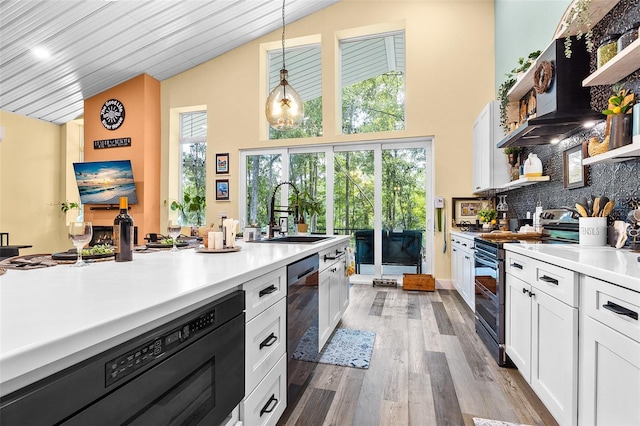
[[279, 285, 558, 426]]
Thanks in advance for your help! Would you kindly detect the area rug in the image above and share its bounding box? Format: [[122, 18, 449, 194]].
[[472, 418, 531, 426], [291, 326, 376, 369]]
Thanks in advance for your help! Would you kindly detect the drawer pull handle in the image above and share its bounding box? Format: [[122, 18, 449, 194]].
[[539, 275, 559, 285], [259, 332, 278, 349], [603, 302, 639, 321], [259, 285, 277, 297], [324, 254, 340, 261], [260, 394, 278, 417], [511, 263, 523, 270], [529, 291, 535, 298], [522, 288, 528, 294]]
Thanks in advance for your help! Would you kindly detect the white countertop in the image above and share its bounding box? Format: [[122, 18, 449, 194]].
[[504, 243, 640, 292], [0, 236, 348, 397]]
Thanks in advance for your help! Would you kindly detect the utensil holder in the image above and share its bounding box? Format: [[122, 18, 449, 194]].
[[579, 217, 607, 246]]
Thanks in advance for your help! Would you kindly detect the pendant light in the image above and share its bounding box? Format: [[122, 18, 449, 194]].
[[265, 0, 304, 131]]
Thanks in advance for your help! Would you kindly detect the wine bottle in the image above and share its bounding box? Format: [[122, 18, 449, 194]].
[[113, 196, 134, 262]]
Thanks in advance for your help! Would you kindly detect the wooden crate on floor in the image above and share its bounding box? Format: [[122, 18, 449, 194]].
[[402, 273, 435, 291]]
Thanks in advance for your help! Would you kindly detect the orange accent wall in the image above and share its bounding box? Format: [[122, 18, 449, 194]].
[[83, 74, 160, 240]]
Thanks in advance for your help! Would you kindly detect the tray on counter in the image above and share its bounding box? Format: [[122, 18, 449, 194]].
[[0, 254, 59, 270], [195, 246, 241, 254], [146, 241, 190, 249], [479, 231, 541, 240], [51, 250, 114, 261]]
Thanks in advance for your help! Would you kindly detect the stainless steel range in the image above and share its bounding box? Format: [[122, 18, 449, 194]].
[[473, 208, 579, 366]]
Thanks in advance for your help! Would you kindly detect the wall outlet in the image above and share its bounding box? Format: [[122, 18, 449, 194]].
[[434, 196, 445, 208], [217, 211, 228, 218]]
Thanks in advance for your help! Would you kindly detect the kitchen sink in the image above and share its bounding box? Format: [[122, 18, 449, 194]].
[[254, 235, 334, 244]]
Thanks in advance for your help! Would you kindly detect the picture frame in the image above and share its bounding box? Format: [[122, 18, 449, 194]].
[[563, 144, 587, 189], [452, 197, 487, 225], [216, 153, 229, 174], [215, 179, 230, 201]]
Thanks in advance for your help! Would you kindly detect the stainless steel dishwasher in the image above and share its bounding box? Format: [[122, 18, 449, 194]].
[[285, 253, 319, 407]]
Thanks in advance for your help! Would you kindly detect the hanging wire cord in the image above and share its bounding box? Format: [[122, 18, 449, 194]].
[[279, 0, 289, 98]]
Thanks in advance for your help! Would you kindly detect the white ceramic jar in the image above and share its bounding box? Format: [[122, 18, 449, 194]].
[[523, 153, 543, 177]]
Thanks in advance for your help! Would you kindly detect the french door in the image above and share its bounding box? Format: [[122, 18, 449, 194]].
[[239, 137, 433, 279]]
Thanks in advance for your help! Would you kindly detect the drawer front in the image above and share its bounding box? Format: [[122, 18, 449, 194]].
[[458, 236, 474, 251], [244, 267, 286, 322], [532, 259, 578, 307], [246, 298, 287, 392], [320, 243, 347, 271], [584, 276, 640, 343], [241, 353, 287, 426], [505, 251, 535, 283]]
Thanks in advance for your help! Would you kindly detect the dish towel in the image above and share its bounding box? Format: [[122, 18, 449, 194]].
[[345, 247, 355, 277]]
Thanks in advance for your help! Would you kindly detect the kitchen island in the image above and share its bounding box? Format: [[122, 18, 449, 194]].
[[0, 236, 349, 400]]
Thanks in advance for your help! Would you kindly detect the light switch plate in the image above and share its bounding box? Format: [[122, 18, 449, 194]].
[[434, 196, 444, 208]]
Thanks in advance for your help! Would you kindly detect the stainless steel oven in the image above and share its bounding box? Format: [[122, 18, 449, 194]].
[[0, 290, 245, 426], [473, 238, 511, 366]]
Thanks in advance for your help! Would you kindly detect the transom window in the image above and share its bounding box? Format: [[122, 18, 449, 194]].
[[340, 31, 406, 134]]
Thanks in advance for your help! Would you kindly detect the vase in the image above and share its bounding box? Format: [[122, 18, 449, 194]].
[[609, 114, 632, 149], [482, 223, 492, 231]]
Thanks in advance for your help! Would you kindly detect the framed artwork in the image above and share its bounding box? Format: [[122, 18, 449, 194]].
[[215, 179, 230, 201], [563, 144, 587, 189], [452, 197, 487, 225], [216, 153, 229, 174]]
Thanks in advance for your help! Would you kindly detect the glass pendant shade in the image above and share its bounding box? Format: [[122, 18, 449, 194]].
[[266, 69, 304, 131]]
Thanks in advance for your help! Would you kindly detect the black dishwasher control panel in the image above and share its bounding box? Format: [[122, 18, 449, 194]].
[[105, 309, 217, 387]]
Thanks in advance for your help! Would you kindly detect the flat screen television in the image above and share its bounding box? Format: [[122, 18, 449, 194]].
[[73, 160, 139, 205]]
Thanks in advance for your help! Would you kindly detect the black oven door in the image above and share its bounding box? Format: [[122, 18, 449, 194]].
[[63, 314, 245, 426], [474, 252, 500, 342]]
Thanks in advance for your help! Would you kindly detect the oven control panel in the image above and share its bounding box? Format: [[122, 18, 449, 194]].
[[105, 309, 217, 387]]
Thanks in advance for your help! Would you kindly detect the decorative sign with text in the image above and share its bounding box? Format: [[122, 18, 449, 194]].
[[93, 137, 132, 149]]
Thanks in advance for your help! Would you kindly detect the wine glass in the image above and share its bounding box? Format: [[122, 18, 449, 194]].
[[167, 219, 182, 252], [68, 222, 93, 267]]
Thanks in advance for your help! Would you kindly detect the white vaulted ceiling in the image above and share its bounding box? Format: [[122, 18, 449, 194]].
[[0, 0, 340, 125]]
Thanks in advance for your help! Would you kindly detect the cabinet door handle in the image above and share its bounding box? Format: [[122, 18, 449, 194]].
[[259, 332, 278, 349], [452, 248, 457, 252], [529, 291, 535, 298], [522, 288, 528, 294], [510, 262, 523, 270], [462, 243, 467, 247], [603, 302, 639, 320], [464, 255, 470, 260], [260, 394, 278, 417], [259, 285, 277, 297], [539, 275, 559, 285]]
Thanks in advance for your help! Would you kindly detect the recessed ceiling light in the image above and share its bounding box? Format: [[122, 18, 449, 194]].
[[583, 121, 596, 128], [550, 138, 560, 144], [32, 46, 51, 60]]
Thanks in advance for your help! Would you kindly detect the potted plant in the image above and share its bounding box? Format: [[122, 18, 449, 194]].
[[603, 85, 635, 149], [170, 193, 206, 228], [290, 189, 322, 233], [477, 208, 498, 230], [503, 146, 523, 167]]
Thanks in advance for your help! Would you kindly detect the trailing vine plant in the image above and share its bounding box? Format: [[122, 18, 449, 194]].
[[497, 76, 516, 133], [563, 0, 594, 58]]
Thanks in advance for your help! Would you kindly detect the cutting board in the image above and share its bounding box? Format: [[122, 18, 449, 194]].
[[479, 231, 541, 240]]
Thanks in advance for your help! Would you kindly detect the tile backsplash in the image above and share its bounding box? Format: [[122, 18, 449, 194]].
[[503, 0, 639, 223]]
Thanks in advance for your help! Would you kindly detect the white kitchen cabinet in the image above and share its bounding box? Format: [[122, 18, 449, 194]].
[[242, 267, 288, 426], [505, 253, 579, 426], [580, 276, 640, 425], [450, 233, 474, 310], [472, 101, 510, 193], [318, 242, 349, 350]]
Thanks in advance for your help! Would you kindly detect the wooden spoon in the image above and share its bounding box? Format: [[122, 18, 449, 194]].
[[592, 197, 601, 217], [600, 200, 615, 217], [575, 203, 589, 218]]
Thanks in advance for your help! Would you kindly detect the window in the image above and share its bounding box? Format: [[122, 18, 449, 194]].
[[340, 31, 405, 134], [268, 44, 322, 139], [245, 152, 284, 227], [179, 111, 207, 226]]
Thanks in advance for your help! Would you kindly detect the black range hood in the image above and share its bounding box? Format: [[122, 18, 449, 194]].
[[497, 37, 603, 148]]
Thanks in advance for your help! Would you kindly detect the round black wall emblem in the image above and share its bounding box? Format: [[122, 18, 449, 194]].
[[100, 99, 125, 130]]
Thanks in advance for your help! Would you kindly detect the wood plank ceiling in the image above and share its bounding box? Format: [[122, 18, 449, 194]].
[[0, 0, 340, 125]]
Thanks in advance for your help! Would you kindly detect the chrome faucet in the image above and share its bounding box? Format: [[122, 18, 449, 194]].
[[268, 181, 300, 239]]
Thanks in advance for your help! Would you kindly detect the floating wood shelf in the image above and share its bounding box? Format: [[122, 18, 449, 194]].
[[554, 0, 620, 40], [583, 38, 640, 86], [497, 176, 550, 192], [583, 137, 640, 164]]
